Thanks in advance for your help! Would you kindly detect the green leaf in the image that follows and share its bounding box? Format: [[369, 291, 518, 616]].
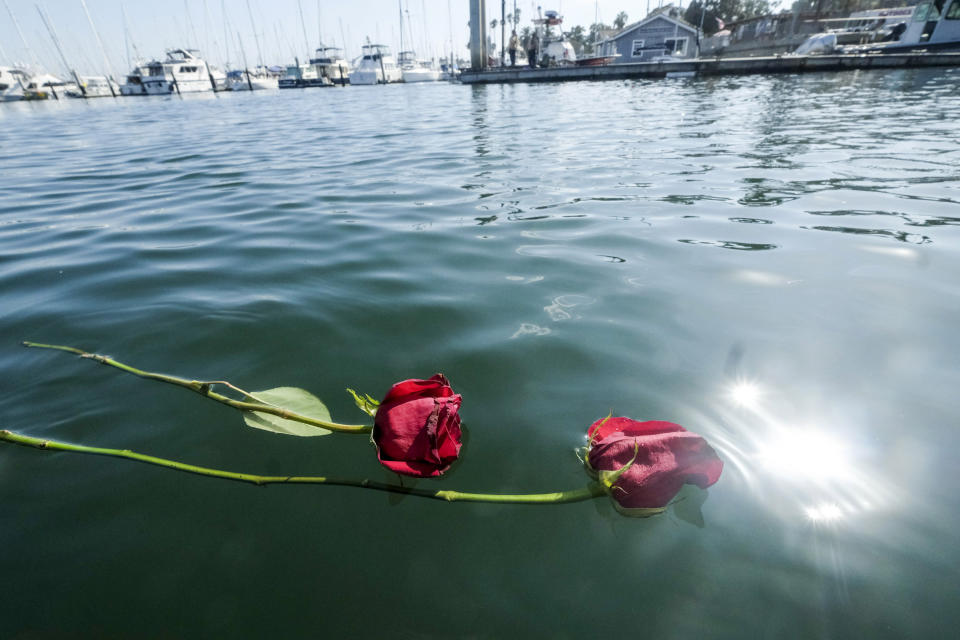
[[242, 387, 332, 437], [346, 388, 380, 418]]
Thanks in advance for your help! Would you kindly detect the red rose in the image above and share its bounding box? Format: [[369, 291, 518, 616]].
[[372, 374, 463, 478], [585, 417, 723, 516]]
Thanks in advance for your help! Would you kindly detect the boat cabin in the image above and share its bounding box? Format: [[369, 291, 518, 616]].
[[895, 0, 960, 48]]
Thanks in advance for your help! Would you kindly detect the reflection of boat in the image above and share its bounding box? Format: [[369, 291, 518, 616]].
[[0, 66, 30, 101], [142, 49, 219, 94], [399, 50, 440, 82], [348, 43, 402, 85]]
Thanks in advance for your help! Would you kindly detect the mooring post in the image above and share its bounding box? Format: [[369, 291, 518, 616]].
[[470, 0, 487, 71]]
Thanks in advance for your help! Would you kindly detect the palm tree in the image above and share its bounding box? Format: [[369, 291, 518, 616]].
[[614, 11, 628, 30]]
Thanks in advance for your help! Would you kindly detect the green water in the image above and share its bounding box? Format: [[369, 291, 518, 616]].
[[1, 71, 959, 638]]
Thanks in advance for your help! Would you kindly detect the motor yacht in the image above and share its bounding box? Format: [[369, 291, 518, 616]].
[[142, 49, 218, 94], [309, 46, 351, 85], [398, 51, 440, 82], [348, 43, 402, 85]]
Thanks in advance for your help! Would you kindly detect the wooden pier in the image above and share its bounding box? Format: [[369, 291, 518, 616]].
[[460, 52, 960, 84]]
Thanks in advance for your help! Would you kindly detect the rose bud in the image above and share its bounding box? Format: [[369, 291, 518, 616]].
[[372, 374, 463, 478], [585, 417, 723, 517]]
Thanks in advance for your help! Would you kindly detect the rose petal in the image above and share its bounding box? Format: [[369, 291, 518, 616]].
[[587, 417, 686, 443], [586, 419, 723, 509]]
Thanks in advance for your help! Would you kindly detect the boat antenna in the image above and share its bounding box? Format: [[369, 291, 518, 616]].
[[79, 0, 118, 97], [35, 4, 86, 97], [0, 38, 9, 65], [4, 0, 41, 69]]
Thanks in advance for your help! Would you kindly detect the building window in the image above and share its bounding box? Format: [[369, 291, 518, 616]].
[[664, 37, 688, 56], [631, 39, 645, 57]]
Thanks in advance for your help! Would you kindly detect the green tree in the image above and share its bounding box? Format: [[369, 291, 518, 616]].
[[683, 0, 773, 36], [564, 25, 588, 53], [614, 11, 629, 30]]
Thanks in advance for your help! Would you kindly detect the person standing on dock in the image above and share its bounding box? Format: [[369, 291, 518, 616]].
[[509, 31, 520, 67], [528, 31, 539, 69]]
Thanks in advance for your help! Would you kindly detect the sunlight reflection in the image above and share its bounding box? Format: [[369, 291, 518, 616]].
[[710, 376, 895, 526], [804, 502, 844, 523], [758, 430, 854, 485], [727, 380, 763, 410]]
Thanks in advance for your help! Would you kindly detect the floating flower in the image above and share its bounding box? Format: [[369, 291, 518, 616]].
[[372, 374, 463, 478], [585, 417, 723, 516]]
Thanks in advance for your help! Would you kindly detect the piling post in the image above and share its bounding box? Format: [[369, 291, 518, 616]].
[[470, 0, 487, 71]]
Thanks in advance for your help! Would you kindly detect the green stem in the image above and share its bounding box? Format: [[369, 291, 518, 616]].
[[0, 430, 605, 505], [22, 341, 372, 435]]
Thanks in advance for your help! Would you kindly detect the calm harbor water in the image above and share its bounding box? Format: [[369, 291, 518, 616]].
[[2, 70, 959, 638]]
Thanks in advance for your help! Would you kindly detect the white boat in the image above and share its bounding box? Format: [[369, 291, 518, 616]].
[[278, 61, 328, 88], [120, 64, 149, 95], [0, 66, 30, 101], [533, 10, 577, 65], [67, 75, 119, 98], [309, 46, 351, 85], [398, 50, 440, 82], [798, 1, 960, 55], [21, 73, 77, 100], [227, 67, 280, 91], [348, 43, 402, 85], [142, 49, 219, 94]]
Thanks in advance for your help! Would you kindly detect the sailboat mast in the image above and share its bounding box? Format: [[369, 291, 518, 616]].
[[3, 0, 41, 68], [245, 0, 264, 70], [399, 0, 404, 54], [79, 0, 118, 94], [297, 0, 310, 58], [35, 4, 84, 96]]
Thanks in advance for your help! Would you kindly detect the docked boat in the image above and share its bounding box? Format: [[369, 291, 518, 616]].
[[227, 67, 280, 91], [119, 64, 149, 95], [142, 49, 219, 94], [348, 43, 402, 85], [0, 66, 30, 101], [858, 0, 960, 53], [278, 61, 329, 88], [797, 1, 960, 55], [67, 76, 119, 98], [533, 9, 577, 65], [398, 50, 440, 82], [21, 73, 77, 100], [309, 46, 351, 85]]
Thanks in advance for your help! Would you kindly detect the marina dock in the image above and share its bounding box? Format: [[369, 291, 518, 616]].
[[460, 51, 960, 84]]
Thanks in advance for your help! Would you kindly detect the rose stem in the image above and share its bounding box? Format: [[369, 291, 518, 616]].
[[0, 430, 605, 505], [22, 342, 372, 435]]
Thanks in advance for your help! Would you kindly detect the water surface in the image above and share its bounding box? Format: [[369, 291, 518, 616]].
[[1, 70, 959, 638]]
